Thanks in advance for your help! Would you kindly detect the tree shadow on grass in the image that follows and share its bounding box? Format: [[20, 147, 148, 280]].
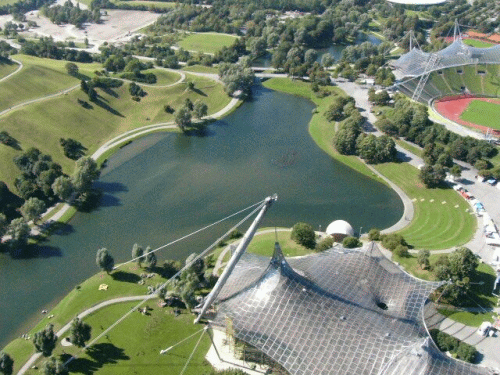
[[93, 97, 124, 117], [63, 343, 129, 374], [101, 87, 119, 98], [191, 87, 207, 97], [111, 270, 141, 283]]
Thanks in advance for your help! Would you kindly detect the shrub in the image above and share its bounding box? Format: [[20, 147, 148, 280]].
[[436, 331, 459, 352], [368, 228, 381, 241], [394, 244, 409, 257], [315, 236, 334, 252], [474, 159, 490, 171], [342, 236, 361, 248], [290, 222, 316, 249], [456, 341, 477, 363], [229, 228, 242, 240], [381, 233, 406, 251]]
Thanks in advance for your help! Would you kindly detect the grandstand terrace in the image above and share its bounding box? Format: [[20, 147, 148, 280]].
[[392, 39, 500, 104]]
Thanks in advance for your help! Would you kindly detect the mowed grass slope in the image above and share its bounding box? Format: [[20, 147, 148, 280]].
[[0, 71, 230, 189], [178, 32, 239, 54], [374, 162, 476, 250], [35, 302, 212, 375], [460, 99, 500, 130], [0, 55, 101, 110], [0, 59, 19, 79]]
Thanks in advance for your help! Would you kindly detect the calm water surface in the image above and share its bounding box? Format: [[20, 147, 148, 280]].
[[0, 86, 402, 346]]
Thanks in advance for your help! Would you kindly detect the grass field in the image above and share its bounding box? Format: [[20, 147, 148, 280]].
[[25, 302, 212, 375], [262, 78, 390, 186], [182, 65, 219, 74], [116, 68, 181, 86], [460, 100, 500, 130], [112, 0, 176, 8], [463, 39, 495, 48], [0, 55, 101, 111], [178, 33, 239, 54], [0, 0, 19, 5], [246, 229, 316, 257], [438, 308, 495, 327], [0, 67, 230, 189], [0, 59, 19, 79], [374, 162, 476, 250]]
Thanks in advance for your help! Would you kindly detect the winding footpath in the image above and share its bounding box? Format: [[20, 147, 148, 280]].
[[18, 295, 156, 375]]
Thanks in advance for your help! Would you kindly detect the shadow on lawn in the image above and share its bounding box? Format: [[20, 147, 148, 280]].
[[63, 343, 129, 374], [111, 270, 141, 283]]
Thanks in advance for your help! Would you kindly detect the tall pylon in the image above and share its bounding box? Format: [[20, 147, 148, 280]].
[[453, 19, 461, 41]]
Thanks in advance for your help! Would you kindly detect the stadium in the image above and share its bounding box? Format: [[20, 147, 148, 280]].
[[204, 242, 494, 375], [392, 34, 500, 136]]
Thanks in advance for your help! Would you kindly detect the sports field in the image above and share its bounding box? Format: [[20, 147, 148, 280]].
[[463, 39, 495, 48], [460, 99, 500, 130], [435, 96, 500, 134], [178, 33, 239, 54]]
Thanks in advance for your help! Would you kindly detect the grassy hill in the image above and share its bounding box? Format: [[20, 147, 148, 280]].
[[0, 59, 19, 79], [0, 56, 231, 189], [178, 32, 239, 54]]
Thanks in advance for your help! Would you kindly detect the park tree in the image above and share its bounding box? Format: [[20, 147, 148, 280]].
[[343, 236, 362, 248], [72, 156, 100, 193], [450, 165, 462, 179], [419, 164, 446, 188], [321, 53, 334, 68], [33, 324, 57, 357], [315, 236, 334, 252], [96, 248, 114, 274], [368, 228, 380, 241], [417, 249, 430, 270], [291, 222, 316, 249], [357, 134, 378, 164], [132, 243, 144, 267], [0, 213, 7, 239], [144, 247, 157, 270], [7, 218, 30, 254], [175, 105, 192, 131], [448, 247, 478, 280], [43, 357, 67, 375], [69, 317, 91, 348], [65, 62, 78, 76], [51, 176, 74, 202], [193, 100, 208, 120], [0, 352, 13, 375], [20, 197, 46, 224]]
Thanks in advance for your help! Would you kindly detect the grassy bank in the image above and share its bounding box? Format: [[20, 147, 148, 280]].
[[374, 162, 476, 250], [262, 78, 389, 186], [0, 66, 230, 189], [178, 32, 239, 54], [246, 228, 315, 257], [0, 59, 19, 79]]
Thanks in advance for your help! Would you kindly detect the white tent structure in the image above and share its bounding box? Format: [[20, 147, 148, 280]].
[[326, 220, 355, 241]]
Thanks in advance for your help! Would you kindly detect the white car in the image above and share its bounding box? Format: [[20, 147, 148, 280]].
[[477, 321, 492, 336]]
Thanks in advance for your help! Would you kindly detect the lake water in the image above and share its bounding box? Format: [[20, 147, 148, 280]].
[[0, 85, 402, 347], [252, 33, 383, 67]]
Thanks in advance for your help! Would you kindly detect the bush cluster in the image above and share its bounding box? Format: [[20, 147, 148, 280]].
[[430, 329, 477, 363]]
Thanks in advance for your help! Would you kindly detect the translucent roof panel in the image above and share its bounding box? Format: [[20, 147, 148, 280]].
[[210, 243, 493, 375], [393, 40, 500, 77]]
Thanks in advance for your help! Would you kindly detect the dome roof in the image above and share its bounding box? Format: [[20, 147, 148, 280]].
[[326, 220, 354, 236]]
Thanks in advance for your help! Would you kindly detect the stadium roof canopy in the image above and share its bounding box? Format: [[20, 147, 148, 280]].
[[211, 243, 493, 375], [393, 39, 500, 78], [387, 0, 447, 4]]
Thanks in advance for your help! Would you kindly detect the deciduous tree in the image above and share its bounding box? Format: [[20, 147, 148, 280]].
[[69, 317, 91, 348], [96, 248, 114, 274], [33, 324, 57, 357], [0, 352, 13, 375], [132, 243, 144, 267], [20, 197, 46, 223]]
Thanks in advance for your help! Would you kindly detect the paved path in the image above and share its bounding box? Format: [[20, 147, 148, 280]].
[[18, 295, 155, 375], [0, 58, 22, 83]]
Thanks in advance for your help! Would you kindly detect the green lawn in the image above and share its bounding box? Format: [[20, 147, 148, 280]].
[[0, 54, 101, 111], [246, 229, 316, 257], [117, 68, 181, 86], [463, 39, 495, 48], [112, 0, 176, 7], [438, 309, 495, 327], [182, 65, 219, 74], [0, 0, 19, 5], [0, 71, 230, 189], [374, 162, 476, 250], [262, 78, 389, 186], [2, 264, 164, 374], [178, 33, 239, 54], [395, 140, 423, 158], [25, 302, 212, 375], [0, 59, 19, 79], [460, 100, 500, 130]]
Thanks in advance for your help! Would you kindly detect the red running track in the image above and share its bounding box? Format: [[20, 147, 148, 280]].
[[434, 96, 500, 135]]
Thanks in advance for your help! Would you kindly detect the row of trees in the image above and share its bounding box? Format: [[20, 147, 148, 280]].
[[41, 0, 100, 28], [174, 98, 208, 131]]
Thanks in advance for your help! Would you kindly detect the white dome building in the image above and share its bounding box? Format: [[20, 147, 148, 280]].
[[326, 220, 354, 242]]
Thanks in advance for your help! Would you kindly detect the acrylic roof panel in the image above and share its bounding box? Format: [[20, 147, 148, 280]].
[[393, 40, 500, 77], [212, 244, 492, 375]]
